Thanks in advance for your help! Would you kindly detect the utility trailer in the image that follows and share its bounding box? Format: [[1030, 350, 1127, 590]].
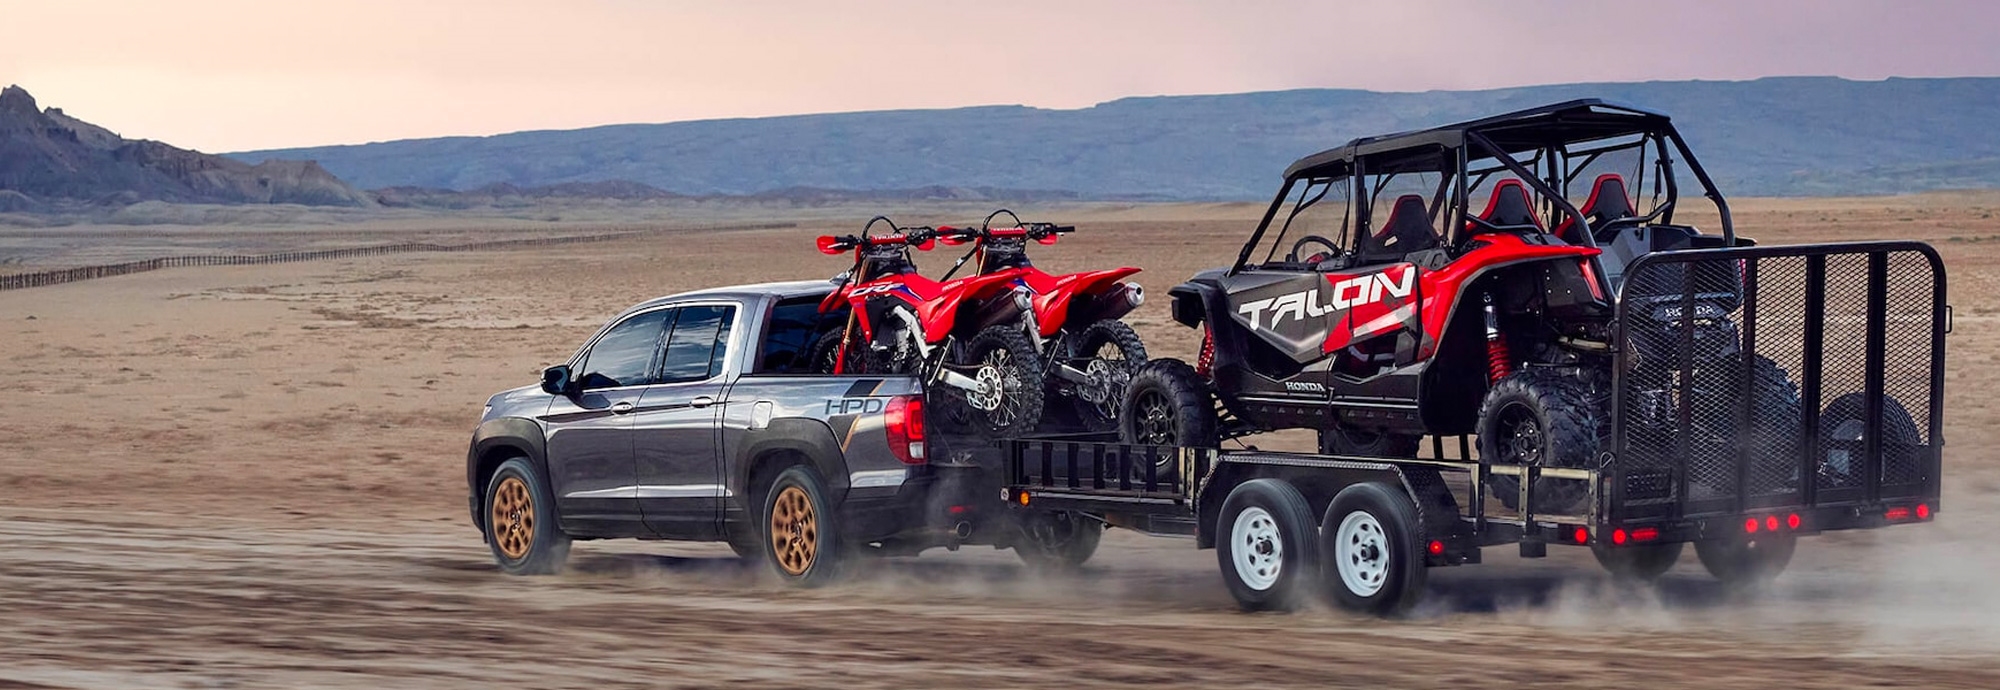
[[986, 101, 1949, 614]]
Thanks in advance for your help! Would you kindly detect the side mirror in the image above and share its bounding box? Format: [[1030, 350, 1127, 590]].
[[540, 365, 574, 396]]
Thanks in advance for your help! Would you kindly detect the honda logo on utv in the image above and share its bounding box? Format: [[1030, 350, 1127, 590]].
[[1238, 269, 1415, 330]]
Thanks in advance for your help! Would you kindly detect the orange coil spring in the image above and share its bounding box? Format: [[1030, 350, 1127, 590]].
[[1196, 328, 1216, 378], [1485, 335, 1511, 383]]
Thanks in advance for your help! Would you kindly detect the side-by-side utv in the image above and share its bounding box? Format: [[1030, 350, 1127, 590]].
[[995, 100, 1947, 614]]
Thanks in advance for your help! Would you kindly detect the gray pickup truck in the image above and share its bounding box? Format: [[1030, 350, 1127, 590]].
[[466, 280, 1033, 585]]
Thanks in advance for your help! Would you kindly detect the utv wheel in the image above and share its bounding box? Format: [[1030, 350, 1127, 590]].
[[484, 457, 571, 575], [1478, 368, 1602, 515], [1591, 541, 1683, 581], [1320, 482, 1427, 616], [1695, 535, 1796, 588], [1319, 424, 1420, 458], [1013, 511, 1104, 572], [763, 466, 849, 586], [1064, 319, 1149, 431], [961, 325, 1046, 437], [1817, 392, 1922, 489], [1119, 359, 1220, 448], [1694, 355, 1803, 494], [1216, 479, 1319, 611]]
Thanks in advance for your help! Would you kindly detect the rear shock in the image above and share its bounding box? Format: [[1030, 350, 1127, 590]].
[[1483, 292, 1511, 383], [1195, 325, 1216, 378]]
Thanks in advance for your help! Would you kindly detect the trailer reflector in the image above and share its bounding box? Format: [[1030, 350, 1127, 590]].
[[1427, 540, 1445, 556], [1765, 515, 1780, 532], [1018, 491, 1032, 507], [1916, 503, 1932, 520], [1611, 528, 1628, 545], [1786, 513, 1802, 530], [1885, 506, 1911, 521], [1572, 527, 1589, 544], [1631, 527, 1660, 542], [1744, 517, 1760, 534]]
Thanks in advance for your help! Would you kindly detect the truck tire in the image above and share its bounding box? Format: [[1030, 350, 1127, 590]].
[[1320, 482, 1427, 616], [1591, 541, 1683, 581], [963, 324, 1046, 437], [1063, 319, 1149, 431], [762, 465, 850, 586], [1478, 368, 1601, 515], [1215, 479, 1320, 611], [1013, 511, 1104, 572], [1695, 535, 1796, 588], [483, 457, 571, 576], [1119, 359, 1220, 448], [1319, 424, 1421, 458]]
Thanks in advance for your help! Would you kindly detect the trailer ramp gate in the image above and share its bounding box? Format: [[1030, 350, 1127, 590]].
[[1611, 241, 1946, 523]]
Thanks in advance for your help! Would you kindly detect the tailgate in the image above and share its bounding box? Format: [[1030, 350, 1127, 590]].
[[1608, 241, 1946, 529]]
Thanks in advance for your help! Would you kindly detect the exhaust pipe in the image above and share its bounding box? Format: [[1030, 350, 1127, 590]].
[[952, 521, 973, 539], [1077, 283, 1145, 324], [967, 287, 1033, 333]]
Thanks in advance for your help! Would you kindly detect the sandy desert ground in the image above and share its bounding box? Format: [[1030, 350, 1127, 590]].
[[4, 194, 2000, 688]]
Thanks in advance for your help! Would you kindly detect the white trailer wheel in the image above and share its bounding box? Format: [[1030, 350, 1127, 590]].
[[1230, 506, 1284, 591], [1334, 511, 1390, 597]]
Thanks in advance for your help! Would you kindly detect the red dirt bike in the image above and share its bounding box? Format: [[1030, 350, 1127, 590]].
[[934, 210, 1148, 430], [811, 217, 1046, 436]]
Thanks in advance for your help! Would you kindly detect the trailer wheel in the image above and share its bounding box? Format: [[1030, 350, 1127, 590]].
[[1319, 482, 1427, 615], [762, 466, 849, 586], [1013, 511, 1104, 572], [1695, 535, 1796, 588], [1478, 368, 1601, 515], [1591, 542, 1683, 581], [1120, 359, 1220, 448], [484, 457, 571, 575], [1215, 479, 1319, 611]]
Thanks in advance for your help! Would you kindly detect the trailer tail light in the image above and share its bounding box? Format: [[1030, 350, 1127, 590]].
[[1765, 515, 1780, 532], [1611, 528, 1629, 546], [1916, 503, 1932, 520], [884, 395, 926, 465], [1427, 540, 1445, 556], [1631, 527, 1660, 542], [1572, 527, 1590, 544], [1786, 513, 1802, 530], [1885, 506, 1912, 521], [1744, 517, 1760, 534]]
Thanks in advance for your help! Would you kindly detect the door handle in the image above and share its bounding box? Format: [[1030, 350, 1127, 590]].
[[690, 396, 716, 409], [610, 401, 636, 415]]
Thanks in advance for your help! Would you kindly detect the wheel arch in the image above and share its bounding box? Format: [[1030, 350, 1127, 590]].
[[467, 417, 550, 532], [732, 417, 852, 522]]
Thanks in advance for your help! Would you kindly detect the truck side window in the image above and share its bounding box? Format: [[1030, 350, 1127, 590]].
[[659, 305, 736, 383], [577, 308, 674, 390]]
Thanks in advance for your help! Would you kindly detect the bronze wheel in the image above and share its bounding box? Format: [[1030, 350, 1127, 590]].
[[770, 485, 819, 576], [491, 475, 535, 560]]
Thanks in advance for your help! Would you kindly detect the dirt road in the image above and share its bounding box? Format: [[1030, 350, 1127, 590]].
[[4, 198, 2000, 688]]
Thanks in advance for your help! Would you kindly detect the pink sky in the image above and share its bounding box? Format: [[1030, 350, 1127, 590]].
[[4, 0, 1997, 152]]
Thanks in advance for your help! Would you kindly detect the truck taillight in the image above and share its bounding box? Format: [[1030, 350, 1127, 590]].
[[885, 395, 925, 465]]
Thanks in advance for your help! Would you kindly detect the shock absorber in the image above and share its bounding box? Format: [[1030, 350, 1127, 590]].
[[1195, 325, 1216, 378], [1483, 292, 1512, 383]]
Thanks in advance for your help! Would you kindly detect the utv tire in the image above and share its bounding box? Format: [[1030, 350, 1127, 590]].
[[1591, 541, 1683, 581], [1216, 479, 1320, 612], [1694, 355, 1804, 495], [484, 457, 572, 576], [1695, 535, 1796, 588], [1320, 482, 1428, 616], [1013, 511, 1104, 572], [1817, 392, 1923, 489], [1119, 359, 1220, 448], [762, 466, 850, 587], [963, 325, 1047, 437], [1478, 368, 1602, 515], [1064, 319, 1149, 431], [1319, 424, 1421, 458]]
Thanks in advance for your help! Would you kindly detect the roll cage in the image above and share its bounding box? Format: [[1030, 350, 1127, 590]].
[[1233, 100, 1735, 276]]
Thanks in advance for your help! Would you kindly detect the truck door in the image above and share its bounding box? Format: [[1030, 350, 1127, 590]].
[[633, 303, 736, 539], [543, 307, 673, 534]]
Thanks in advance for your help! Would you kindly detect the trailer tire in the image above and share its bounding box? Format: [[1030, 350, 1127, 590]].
[[1591, 542, 1683, 581], [483, 457, 571, 576], [1120, 359, 1220, 448], [1013, 511, 1104, 572], [762, 465, 850, 587], [1215, 479, 1319, 611], [1695, 534, 1796, 588], [1320, 482, 1427, 616]]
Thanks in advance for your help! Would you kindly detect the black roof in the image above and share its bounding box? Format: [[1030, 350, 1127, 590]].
[[1282, 99, 1674, 180]]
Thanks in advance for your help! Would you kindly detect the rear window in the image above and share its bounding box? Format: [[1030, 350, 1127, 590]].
[[755, 296, 835, 373]]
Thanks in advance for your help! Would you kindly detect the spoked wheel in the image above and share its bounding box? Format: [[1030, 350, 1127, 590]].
[[953, 325, 1045, 437], [483, 457, 570, 575], [1215, 479, 1319, 611], [1013, 511, 1105, 572], [1062, 319, 1148, 431], [1118, 359, 1219, 448], [763, 466, 848, 586]]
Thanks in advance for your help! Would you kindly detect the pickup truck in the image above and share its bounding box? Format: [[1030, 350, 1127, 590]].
[[466, 279, 1021, 585]]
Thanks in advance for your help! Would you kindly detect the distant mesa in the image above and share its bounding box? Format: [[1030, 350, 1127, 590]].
[[0, 84, 374, 208]]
